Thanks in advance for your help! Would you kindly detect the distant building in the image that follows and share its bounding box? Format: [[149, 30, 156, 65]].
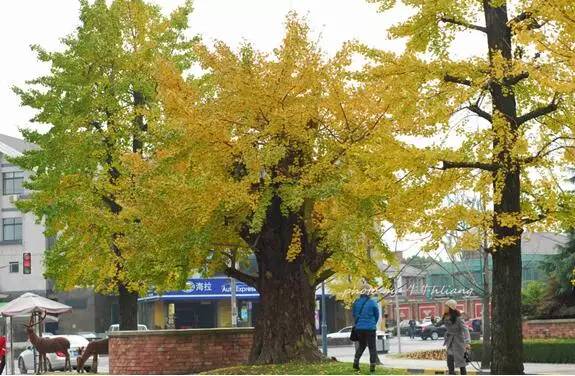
[[385, 232, 567, 322]]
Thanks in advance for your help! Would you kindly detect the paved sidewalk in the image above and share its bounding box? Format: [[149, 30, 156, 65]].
[[335, 355, 575, 374]]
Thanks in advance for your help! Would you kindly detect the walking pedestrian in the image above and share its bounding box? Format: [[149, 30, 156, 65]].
[[352, 281, 379, 373], [441, 299, 471, 375], [408, 319, 416, 339]]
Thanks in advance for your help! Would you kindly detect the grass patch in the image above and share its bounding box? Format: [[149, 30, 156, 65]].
[[201, 362, 405, 375]]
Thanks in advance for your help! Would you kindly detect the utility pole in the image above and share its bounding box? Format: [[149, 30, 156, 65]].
[[321, 281, 328, 356], [230, 259, 239, 327], [394, 277, 401, 354]]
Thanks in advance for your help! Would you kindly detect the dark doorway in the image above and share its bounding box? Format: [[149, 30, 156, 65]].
[[174, 301, 216, 328]]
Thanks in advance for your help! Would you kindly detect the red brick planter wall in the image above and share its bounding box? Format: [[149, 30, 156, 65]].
[[109, 327, 254, 374], [522, 319, 575, 339]]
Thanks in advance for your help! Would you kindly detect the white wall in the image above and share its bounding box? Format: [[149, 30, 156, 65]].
[[0, 158, 47, 295]]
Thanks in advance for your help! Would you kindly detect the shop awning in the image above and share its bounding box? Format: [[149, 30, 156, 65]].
[[139, 277, 332, 302]]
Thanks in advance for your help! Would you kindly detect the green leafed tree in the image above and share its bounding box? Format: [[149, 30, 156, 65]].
[[537, 231, 575, 317], [12, 0, 195, 330]]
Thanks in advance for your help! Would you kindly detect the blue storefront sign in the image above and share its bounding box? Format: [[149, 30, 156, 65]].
[[140, 278, 259, 301], [139, 277, 331, 303]]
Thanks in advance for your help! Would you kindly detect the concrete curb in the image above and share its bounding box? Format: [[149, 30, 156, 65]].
[[385, 367, 488, 375]]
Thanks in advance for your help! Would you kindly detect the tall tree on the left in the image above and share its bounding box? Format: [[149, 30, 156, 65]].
[[12, 0, 195, 330]]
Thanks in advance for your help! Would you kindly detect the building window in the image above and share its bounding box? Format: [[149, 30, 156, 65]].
[[65, 298, 88, 310], [3, 218, 22, 241], [2, 171, 24, 195], [9, 262, 19, 273]]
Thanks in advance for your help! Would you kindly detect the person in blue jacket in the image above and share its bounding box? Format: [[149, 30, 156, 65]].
[[352, 281, 380, 373]]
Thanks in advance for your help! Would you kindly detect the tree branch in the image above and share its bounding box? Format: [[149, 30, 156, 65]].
[[503, 72, 529, 86], [467, 104, 493, 122], [309, 250, 334, 273], [225, 266, 259, 288], [444, 74, 473, 87], [440, 16, 487, 33], [517, 95, 560, 125], [522, 212, 547, 225], [520, 144, 575, 164], [441, 160, 499, 172], [314, 269, 335, 287], [508, 11, 546, 31]]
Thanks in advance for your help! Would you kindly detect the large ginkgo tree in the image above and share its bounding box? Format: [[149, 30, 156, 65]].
[[128, 16, 400, 363]]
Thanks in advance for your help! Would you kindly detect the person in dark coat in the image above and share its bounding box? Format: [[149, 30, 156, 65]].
[[352, 282, 379, 373], [441, 299, 471, 375], [408, 319, 416, 339]]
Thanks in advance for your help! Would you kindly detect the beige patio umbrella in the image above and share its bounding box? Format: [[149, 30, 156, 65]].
[[0, 293, 72, 375]]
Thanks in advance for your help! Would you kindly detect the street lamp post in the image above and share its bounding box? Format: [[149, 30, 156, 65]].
[[321, 281, 328, 356]]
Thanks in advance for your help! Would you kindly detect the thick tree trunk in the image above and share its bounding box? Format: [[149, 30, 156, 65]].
[[236, 185, 327, 364], [249, 271, 322, 364], [483, 1, 524, 373], [118, 283, 139, 330]]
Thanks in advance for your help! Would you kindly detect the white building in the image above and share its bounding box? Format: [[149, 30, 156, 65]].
[[0, 133, 49, 297]]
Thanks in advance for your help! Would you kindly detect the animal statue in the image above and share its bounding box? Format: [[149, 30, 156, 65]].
[[24, 312, 71, 373], [76, 339, 109, 373]]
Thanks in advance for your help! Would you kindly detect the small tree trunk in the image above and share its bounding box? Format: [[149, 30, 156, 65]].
[[118, 283, 139, 330]]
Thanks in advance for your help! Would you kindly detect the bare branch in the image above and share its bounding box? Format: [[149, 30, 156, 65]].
[[441, 160, 499, 172], [467, 104, 493, 122], [520, 145, 575, 164], [440, 16, 487, 33], [517, 95, 560, 125]]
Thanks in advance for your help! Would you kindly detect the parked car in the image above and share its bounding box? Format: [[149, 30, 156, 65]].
[[327, 326, 390, 353], [18, 335, 90, 374], [385, 320, 423, 336], [420, 323, 447, 340], [326, 326, 353, 340], [107, 324, 148, 332], [77, 332, 98, 341], [392, 320, 423, 336]]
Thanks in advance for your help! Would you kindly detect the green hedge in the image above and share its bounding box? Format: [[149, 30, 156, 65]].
[[471, 339, 575, 363]]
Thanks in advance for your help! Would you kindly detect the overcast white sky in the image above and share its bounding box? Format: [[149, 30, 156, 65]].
[[0, 0, 486, 258], [0, 0, 409, 138]]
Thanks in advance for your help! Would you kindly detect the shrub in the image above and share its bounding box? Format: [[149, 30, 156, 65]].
[[471, 339, 575, 363]]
